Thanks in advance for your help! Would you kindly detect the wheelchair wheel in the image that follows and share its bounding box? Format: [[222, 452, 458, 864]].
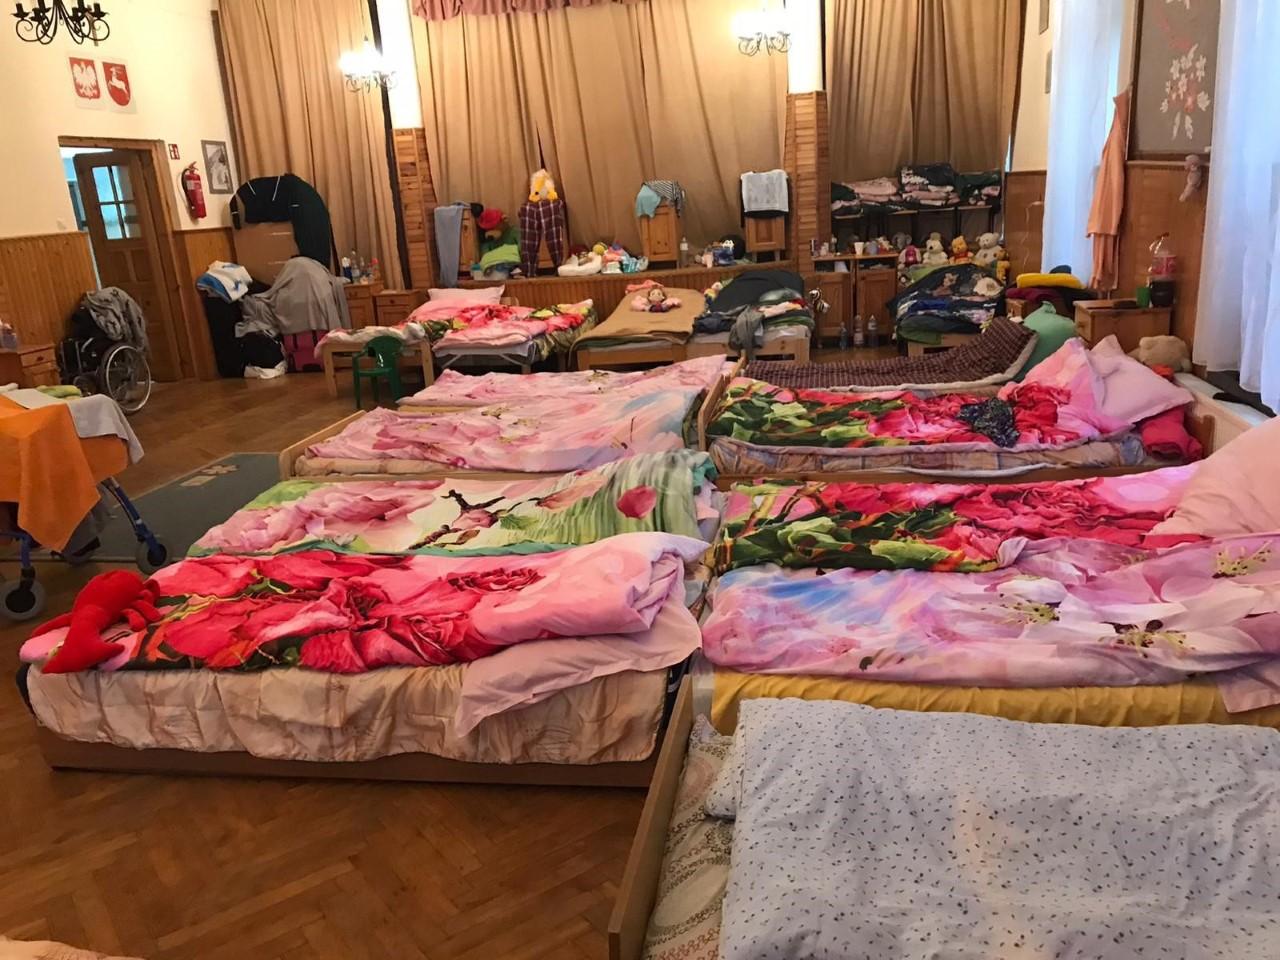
[[0, 579, 46, 621], [100, 343, 153, 413]]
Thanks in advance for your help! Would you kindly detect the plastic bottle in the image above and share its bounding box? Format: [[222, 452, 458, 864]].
[[340, 256, 352, 281], [838, 320, 848, 351], [852, 314, 865, 348], [678, 237, 690, 268], [867, 315, 879, 349]]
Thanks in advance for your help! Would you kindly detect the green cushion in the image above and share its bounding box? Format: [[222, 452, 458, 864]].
[[1015, 305, 1079, 381]]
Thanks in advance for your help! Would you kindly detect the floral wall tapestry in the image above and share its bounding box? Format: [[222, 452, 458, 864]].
[[1134, 0, 1219, 155]]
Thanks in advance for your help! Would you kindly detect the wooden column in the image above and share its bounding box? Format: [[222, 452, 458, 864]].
[[784, 91, 831, 274], [392, 128, 438, 289]]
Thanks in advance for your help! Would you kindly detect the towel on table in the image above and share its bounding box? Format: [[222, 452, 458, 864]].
[[740, 170, 789, 214]]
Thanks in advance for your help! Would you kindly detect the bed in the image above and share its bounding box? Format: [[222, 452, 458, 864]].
[[282, 355, 736, 479], [708, 336, 1209, 481], [611, 691, 1280, 960], [891, 261, 1003, 347], [573, 287, 709, 369]]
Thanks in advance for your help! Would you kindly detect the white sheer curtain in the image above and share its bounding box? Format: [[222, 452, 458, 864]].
[[1040, 0, 1125, 274], [1194, 0, 1280, 411]]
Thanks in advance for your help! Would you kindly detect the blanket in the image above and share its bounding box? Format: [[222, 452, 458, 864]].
[[703, 532, 1280, 712], [23, 533, 709, 674], [716, 466, 1193, 572], [317, 301, 595, 352], [401, 354, 728, 408], [307, 386, 706, 473], [708, 377, 1127, 452], [713, 697, 1280, 960], [194, 452, 719, 556], [574, 288, 706, 346], [890, 262, 1002, 345], [743, 316, 1035, 391]]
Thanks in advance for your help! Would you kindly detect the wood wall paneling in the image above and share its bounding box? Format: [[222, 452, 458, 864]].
[[1115, 160, 1207, 345], [784, 92, 830, 273], [393, 128, 438, 290], [1003, 170, 1046, 279], [0, 232, 98, 348]]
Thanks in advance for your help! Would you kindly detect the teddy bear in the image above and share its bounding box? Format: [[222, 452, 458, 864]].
[[529, 168, 559, 203], [921, 233, 949, 267], [972, 232, 1000, 268], [1129, 335, 1191, 373], [950, 235, 971, 262]]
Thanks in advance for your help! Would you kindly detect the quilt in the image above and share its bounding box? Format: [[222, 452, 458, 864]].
[[26, 532, 708, 674], [194, 451, 719, 556], [716, 467, 1193, 572], [890, 262, 1002, 345], [702, 532, 1280, 712], [316, 301, 595, 352], [713, 698, 1280, 960]]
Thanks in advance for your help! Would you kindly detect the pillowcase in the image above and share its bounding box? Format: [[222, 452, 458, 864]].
[[1089, 335, 1193, 424], [1014, 304, 1079, 381], [428, 285, 503, 304], [1000, 337, 1129, 436], [1151, 414, 1280, 538]]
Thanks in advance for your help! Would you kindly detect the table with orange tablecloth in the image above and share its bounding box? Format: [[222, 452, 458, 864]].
[[0, 397, 128, 551]]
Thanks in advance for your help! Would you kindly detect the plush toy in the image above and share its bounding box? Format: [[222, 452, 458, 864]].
[[898, 244, 921, 268], [950, 235, 971, 262], [1129, 335, 1192, 373], [891, 232, 914, 253], [973, 276, 1004, 299], [972, 232, 1001, 268], [921, 234, 949, 267], [529, 168, 559, 203], [628, 281, 681, 312], [31, 570, 161, 674]]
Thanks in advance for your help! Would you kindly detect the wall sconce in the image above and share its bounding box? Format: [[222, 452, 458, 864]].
[[732, 2, 790, 56]]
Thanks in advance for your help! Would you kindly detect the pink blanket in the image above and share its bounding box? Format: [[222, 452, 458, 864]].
[[703, 533, 1280, 712], [22, 533, 709, 674]]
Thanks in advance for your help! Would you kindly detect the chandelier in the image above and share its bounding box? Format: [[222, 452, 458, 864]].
[[732, 2, 789, 56], [12, 0, 109, 44], [339, 37, 395, 93]]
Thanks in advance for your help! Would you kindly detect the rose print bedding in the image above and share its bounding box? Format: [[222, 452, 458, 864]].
[[715, 466, 1194, 572], [194, 452, 719, 557], [23, 532, 709, 674], [702, 533, 1280, 712], [316, 301, 596, 351]]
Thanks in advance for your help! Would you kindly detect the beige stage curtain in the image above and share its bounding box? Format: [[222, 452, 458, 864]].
[[630, 0, 787, 245], [220, 0, 403, 286], [827, 0, 1023, 182]]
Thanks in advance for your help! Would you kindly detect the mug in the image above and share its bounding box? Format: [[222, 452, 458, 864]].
[[1135, 285, 1152, 308]]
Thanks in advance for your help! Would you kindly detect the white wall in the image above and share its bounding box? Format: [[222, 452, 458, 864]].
[[0, 0, 236, 237], [1012, 3, 1053, 170]]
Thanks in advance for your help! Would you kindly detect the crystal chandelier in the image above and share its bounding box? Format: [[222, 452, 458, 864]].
[[339, 37, 395, 93], [732, 2, 789, 57], [12, 0, 110, 44]]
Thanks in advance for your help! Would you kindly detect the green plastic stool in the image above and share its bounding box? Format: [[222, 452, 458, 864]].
[[352, 335, 405, 408]]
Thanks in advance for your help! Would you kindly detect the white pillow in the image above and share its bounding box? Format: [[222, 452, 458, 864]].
[[428, 285, 504, 304], [1089, 336, 1193, 424]]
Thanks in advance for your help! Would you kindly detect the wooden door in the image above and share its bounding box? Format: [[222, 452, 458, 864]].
[[74, 150, 181, 379]]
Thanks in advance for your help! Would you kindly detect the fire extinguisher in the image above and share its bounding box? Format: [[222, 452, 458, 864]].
[[181, 163, 207, 220]]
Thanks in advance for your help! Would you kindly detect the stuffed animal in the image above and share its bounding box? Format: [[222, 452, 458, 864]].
[[950, 235, 971, 262], [529, 168, 559, 203], [891, 232, 914, 253], [972, 232, 1001, 268], [1129, 335, 1192, 373], [32, 570, 161, 673], [898, 244, 921, 268], [973, 276, 1003, 299], [921, 234, 949, 267], [628, 280, 681, 312]]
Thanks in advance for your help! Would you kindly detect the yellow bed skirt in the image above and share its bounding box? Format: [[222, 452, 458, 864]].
[[710, 669, 1280, 734]]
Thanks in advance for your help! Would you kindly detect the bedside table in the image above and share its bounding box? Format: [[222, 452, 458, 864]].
[[1074, 300, 1173, 353], [0, 343, 59, 388]]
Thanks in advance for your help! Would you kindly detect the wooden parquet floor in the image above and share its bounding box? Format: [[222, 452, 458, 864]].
[[0, 373, 643, 960]]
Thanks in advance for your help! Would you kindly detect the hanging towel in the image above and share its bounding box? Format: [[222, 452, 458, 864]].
[[639, 180, 686, 216], [196, 260, 253, 302], [740, 170, 789, 214], [433, 203, 468, 286], [1087, 88, 1132, 293]]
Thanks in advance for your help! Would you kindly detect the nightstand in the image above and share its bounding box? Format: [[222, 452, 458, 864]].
[[1074, 300, 1173, 353], [0, 344, 59, 388]]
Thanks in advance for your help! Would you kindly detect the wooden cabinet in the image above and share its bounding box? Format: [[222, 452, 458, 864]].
[[1074, 300, 1173, 352], [855, 262, 898, 328], [813, 272, 851, 341], [343, 283, 381, 330], [639, 203, 682, 265], [375, 289, 427, 327], [0, 343, 59, 388], [744, 214, 787, 256]]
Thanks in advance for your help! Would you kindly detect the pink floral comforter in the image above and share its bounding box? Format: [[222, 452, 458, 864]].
[[703, 533, 1280, 712], [23, 533, 709, 673]]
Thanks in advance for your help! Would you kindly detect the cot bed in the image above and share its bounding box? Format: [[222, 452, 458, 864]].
[[572, 287, 708, 370]]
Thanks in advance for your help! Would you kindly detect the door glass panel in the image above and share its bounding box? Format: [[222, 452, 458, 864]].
[[101, 202, 124, 240], [121, 202, 141, 238], [92, 166, 117, 202], [113, 165, 134, 201]]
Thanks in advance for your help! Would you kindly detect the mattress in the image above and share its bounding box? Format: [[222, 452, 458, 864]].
[[433, 310, 600, 364], [709, 668, 1280, 734], [709, 431, 1147, 477], [574, 288, 706, 348], [29, 664, 667, 765]]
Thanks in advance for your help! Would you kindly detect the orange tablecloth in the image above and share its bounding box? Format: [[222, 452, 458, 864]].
[[0, 397, 128, 550]]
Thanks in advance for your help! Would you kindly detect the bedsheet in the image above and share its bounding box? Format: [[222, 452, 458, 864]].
[[194, 452, 719, 556], [317, 302, 594, 352], [713, 698, 1280, 960], [25, 532, 709, 674], [401, 355, 727, 408], [304, 384, 706, 474], [574, 288, 706, 346], [702, 533, 1280, 712], [715, 467, 1193, 572]]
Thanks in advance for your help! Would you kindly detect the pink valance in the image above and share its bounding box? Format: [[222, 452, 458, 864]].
[[413, 0, 638, 20]]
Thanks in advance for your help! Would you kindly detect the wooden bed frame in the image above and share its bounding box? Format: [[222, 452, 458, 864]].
[[579, 332, 811, 371], [905, 331, 981, 356], [608, 677, 694, 960], [318, 339, 435, 399]]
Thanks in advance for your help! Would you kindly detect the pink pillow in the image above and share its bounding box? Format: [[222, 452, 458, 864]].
[[428, 285, 504, 304], [454, 589, 699, 735], [1089, 336, 1193, 424], [999, 338, 1129, 436], [1151, 415, 1280, 538]]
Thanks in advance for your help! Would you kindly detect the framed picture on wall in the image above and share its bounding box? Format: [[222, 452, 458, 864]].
[[202, 140, 234, 194], [1133, 0, 1219, 157], [1039, 0, 1050, 35]]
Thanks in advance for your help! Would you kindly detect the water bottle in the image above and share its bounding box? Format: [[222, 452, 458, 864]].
[[838, 320, 848, 351], [679, 237, 690, 268], [852, 314, 865, 348], [867, 315, 879, 349]]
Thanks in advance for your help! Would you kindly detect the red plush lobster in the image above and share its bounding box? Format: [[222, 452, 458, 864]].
[[30, 570, 162, 673]]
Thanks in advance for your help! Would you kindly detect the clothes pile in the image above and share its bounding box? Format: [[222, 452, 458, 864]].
[[195, 261, 252, 303], [236, 257, 351, 378], [890, 261, 1003, 346], [831, 166, 1002, 217], [1006, 267, 1097, 317], [694, 269, 813, 359], [899, 162, 961, 207]]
